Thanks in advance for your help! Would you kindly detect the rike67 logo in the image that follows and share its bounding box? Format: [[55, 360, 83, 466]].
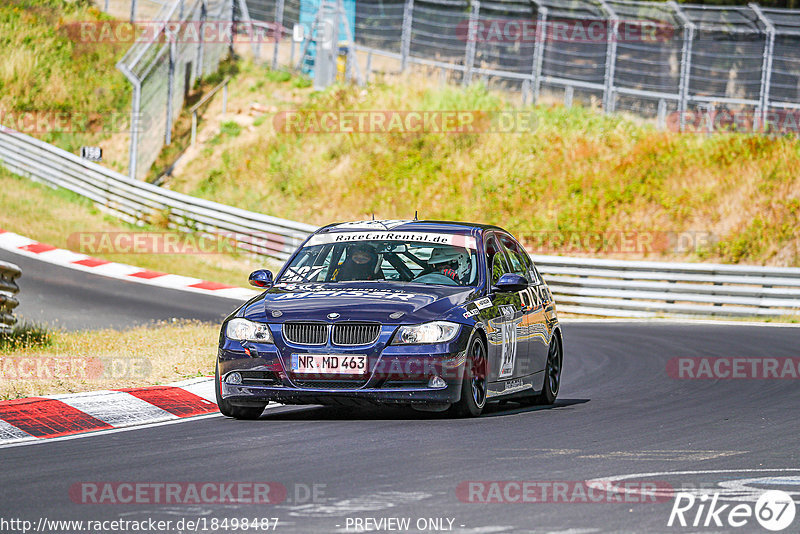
[[669, 490, 796, 531]]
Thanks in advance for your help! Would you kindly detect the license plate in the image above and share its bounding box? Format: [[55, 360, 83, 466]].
[[291, 354, 368, 375]]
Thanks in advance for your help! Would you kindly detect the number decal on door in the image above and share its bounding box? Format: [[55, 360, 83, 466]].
[[498, 305, 518, 378]]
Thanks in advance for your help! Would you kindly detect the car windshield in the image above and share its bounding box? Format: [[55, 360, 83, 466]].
[[277, 235, 480, 287]]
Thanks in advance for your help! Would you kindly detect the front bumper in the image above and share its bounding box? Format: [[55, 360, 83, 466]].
[[218, 325, 472, 407]]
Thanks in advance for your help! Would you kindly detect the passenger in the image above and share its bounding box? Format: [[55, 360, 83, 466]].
[[427, 247, 469, 284]]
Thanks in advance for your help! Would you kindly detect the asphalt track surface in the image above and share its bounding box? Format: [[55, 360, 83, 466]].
[[3, 251, 800, 532], [0, 248, 237, 330]]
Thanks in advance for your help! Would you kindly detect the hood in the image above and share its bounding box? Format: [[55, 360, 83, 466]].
[[240, 282, 478, 324]]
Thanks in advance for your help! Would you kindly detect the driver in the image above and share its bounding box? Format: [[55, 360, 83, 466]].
[[427, 247, 469, 283], [332, 243, 381, 281]]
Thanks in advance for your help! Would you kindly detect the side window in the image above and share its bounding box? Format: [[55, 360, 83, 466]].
[[499, 234, 530, 280], [485, 235, 511, 285]]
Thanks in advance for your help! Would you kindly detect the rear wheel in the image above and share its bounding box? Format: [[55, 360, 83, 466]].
[[215, 362, 267, 420], [449, 335, 487, 418], [522, 334, 562, 406]]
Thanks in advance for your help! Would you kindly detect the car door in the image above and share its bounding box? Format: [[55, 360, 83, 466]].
[[497, 233, 541, 377], [484, 233, 527, 382], [499, 233, 550, 375]]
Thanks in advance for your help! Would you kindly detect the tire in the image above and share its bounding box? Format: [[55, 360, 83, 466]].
[[215, 362, 267, 420], [449, 335, 488, 418], [523, 334, 562, 406]]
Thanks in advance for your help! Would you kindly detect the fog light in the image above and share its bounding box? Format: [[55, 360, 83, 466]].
[[226, 372, 242, 385], [428, 375, 446, 388]]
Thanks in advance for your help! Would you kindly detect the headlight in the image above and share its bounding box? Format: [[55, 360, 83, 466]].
[[392, 321, 460, 345], [226, 318, 273, 343]]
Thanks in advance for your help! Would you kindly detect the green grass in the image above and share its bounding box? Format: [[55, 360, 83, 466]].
[[0, 0, 131, 159], [0, 320, 218, 399], [0, 167, 282, 287], [167, 69, 800, 267], [0, 321, 52, 352]]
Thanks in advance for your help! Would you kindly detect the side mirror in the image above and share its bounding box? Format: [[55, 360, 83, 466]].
[[492, 273, 528, 293], [248, 269, 274, 288]]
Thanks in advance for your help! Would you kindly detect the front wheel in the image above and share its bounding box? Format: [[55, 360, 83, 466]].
[[449, 335, 487, 418], [215, 362, 267, 420]]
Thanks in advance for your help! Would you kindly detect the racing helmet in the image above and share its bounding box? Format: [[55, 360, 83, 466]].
[[428, 247, 469, 280]]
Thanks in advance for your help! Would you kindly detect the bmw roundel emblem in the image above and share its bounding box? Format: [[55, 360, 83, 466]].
[[327, 313, 340, 319]]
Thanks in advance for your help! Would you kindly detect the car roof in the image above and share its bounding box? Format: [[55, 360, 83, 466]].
[[316, 220, 507, 237]]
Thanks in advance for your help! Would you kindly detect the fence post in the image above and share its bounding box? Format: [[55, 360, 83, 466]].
[[118, 64, 141, 179], [273, 0, 286, 69], [229, 0, 236, 57], [750, 3, 775, 132], [166, 38, 177, 145], [598, 0, 619, 113], [400, 0, 414, 72], [196, 0, 208, 80], [530, 7, 547, 104], [463, 0, 480, 85], [670, 1, 694, 133]]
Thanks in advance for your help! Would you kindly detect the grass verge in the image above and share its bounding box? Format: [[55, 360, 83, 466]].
[[166, 62, 800, 267], [0, 319, 217, 400], [1, 0, 132, 171], [0, 167, 281, 287]]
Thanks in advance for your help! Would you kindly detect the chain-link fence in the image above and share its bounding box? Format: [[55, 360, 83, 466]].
[[109, 0, 234, 180], [246, 0, 800, 133]]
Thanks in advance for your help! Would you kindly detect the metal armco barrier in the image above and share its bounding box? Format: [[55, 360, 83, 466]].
[[533, 255, 800, 318], [0, 261, 21, 333], [0, 130, 316, 260], [1, 128, 799, 317]]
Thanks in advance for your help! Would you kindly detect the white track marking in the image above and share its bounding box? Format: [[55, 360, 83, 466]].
[[587, 468, 800, 503]]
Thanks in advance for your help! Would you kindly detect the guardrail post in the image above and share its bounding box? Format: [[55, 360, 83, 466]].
[[670, 1, 694, 133], [750, 3, 775, 132], [530, 7, 547, 104], [565, 85, 573, 108], [273, 0, 286, 69], [400, 0, 414, 72], [463, 0, 480, 85], [599, 0, 619, 113]]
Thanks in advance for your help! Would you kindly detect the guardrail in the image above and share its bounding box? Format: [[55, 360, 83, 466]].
[[0, 261, 21, 333], [1, 128, 799, 318], [0, 130, 316, 261], [533, 255, 800, 318]]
